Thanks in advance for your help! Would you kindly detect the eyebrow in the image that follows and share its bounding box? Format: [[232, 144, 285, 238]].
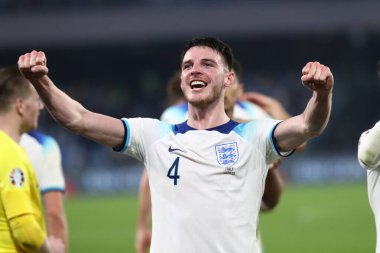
[[182, 60, 192, 67], [182, 58, 218, 66]]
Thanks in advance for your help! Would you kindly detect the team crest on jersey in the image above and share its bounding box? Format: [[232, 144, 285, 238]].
[[9, 168, 25, 187], [215, 142, 239, 167]]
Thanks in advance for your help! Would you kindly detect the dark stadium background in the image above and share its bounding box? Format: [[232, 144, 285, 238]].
[[1, 1, 379, 252]]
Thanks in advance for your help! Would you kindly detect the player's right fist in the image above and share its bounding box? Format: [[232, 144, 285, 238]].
[[18, 50, 48, 80]]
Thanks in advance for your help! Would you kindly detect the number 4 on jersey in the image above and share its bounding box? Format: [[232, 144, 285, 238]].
[[167, 157, 180, 185]]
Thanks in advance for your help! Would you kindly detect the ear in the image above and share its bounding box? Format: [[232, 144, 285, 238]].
[[224, 71, 235, 88], [15, 97, 24, 116]]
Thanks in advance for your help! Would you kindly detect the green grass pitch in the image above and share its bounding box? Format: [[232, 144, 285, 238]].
[[65, 183, 375, 253]]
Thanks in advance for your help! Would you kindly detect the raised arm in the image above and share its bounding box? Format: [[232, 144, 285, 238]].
[[18, 51, 124, 148], [274, 61, 333, 152]]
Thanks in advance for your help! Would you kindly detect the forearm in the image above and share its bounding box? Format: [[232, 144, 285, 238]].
[[30, 76, 124, 147], [262, 165, 284, 210], [43, 192, 68, 253], [45, 213, 68, 253], [137, 170, 152, 228], [275, 91, 332, 151], [30, 76, 87, 133], [19, 51, 125, 147], [358, 121, 380, 169], [302, 91, 332, 137]]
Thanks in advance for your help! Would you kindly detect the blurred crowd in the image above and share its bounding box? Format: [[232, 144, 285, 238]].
[[2, 29, 379, 192]]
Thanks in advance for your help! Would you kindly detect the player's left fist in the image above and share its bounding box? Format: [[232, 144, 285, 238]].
[[18, 50, 48, 80], [301, 61, 334, 93]]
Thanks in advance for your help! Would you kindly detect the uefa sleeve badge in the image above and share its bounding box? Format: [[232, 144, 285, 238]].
[[9, 168, 25, 187]]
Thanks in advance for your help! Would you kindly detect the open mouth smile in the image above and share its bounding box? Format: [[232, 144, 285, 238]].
[[190, 80, 207, 90]]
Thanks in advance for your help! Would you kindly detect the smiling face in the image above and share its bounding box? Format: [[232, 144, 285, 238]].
[[181, 46, 233, 108]]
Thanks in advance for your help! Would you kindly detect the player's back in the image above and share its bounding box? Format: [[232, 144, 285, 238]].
[[0, 130, 45, 252]]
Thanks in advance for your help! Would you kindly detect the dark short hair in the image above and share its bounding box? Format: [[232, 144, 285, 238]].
[[181, 37, 234, 71], [0, 66, 31, 113]]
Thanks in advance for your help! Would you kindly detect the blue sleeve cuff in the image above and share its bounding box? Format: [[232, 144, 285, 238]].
[[270, 121, 295, 157], [40, 187, 65, 194], [113, 118, 130, 153]]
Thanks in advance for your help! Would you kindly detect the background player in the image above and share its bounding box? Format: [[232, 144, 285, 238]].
[[0, 66, 64, 253], [20, 131, 68, 252], [358, 60, 380, 253], [18, 37, 333, 252], [135, 61, 288, 253]]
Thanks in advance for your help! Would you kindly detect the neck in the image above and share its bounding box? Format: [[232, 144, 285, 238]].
[[0, 114, 22, 143], [187, 100, 230, 129]]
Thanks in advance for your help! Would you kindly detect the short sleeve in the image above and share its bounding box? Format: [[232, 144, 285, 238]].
[[39, 137, 65, 193], [114, 118, 173, 163], [1, 166, 34, 219]]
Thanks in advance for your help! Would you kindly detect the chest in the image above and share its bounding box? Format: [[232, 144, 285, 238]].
[[145, 131, 267, 195]]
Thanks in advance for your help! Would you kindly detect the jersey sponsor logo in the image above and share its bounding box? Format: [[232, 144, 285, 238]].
[[168, 145, 186, 153], [9, 168, 25, 187], [215, 142, 239, 168]]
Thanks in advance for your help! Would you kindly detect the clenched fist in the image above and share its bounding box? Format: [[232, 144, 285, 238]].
[[301, 61, 333, 93], [18, 50, 48, 80]]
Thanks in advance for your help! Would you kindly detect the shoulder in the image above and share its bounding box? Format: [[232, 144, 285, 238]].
[[20, 130, 59, 151], [233, 118, 281, 139], [122, 117, 174, 140]]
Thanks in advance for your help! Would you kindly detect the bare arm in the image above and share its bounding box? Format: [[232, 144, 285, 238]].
[[43, 192, 68, 253], [135, 169, 152, 253], [274, 62, 333, 152], [18, 51, 124, 148], [261, 159, 284, 211]]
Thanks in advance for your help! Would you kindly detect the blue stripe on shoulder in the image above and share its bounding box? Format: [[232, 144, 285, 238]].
[[28, 130, 47, 144], [159, 121, 176, 136], [28, 131, 57, 151], [232, 121, 257, 141]]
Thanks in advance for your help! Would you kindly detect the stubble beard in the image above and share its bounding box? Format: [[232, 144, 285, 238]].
[[186, 84, 224, 109]]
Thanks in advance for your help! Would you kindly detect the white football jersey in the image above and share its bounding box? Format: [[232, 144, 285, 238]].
[[117, 117, 284, 253], [20, 131, 65, 193], [358, 121, 380, 253], [368, 169, 380, 253], [159, 100, 271, 253]]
